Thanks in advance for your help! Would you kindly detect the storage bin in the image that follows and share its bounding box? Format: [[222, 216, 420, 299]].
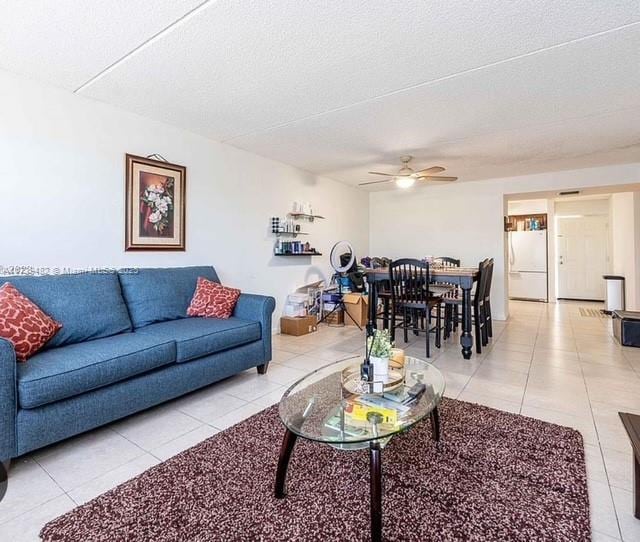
[[603, 275, 625, 313], [284, 293, 308, 317], [613, 310, 640, 348]]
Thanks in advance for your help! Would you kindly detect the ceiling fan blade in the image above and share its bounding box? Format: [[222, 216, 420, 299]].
[[367, 171, 394, 177], [415, 166, 445, 175], [359, 178, 394, 186], [418, 175, 458, 182]]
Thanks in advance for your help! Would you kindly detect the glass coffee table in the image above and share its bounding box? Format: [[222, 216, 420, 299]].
[[275, 355, 445, 542]]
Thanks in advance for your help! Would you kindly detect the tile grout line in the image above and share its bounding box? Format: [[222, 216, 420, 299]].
[[517, 317, 540, 415], [0, 456, 75, 526], [576, 315, 624, 541], [0, 491, 75, 527], [31, 455, 85, 507], [455, 318, 509, 400], [31, 455, 68, 498]]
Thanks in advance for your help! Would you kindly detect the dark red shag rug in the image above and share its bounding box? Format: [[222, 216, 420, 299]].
[[40, 398, 590, 541]]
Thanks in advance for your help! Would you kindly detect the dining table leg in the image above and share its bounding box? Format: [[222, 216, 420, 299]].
[[367, 278, 378, 333], [460, 285, 473, 360]]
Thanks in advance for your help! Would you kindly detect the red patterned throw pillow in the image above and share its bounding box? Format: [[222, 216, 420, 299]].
[[0, 282, 62, 361], [187, 277, 241, 319]]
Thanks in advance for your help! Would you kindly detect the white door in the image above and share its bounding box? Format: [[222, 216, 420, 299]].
[[556, 215, 608, 300]]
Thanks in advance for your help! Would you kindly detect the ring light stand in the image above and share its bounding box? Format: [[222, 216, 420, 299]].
[[319, 242, 362, 330]]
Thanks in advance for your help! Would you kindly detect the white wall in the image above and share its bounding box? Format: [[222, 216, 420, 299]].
[[635, 194, 640, 312], [610, 192, 639, 310], [0, 70, 369, 325], [370, 163, 640, 320], [3, 67, 639, 325], [555, 198, 610, 217], [507, 199, 548, 215]]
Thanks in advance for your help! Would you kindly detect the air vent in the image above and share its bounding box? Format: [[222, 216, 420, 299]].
[[558, 190, 581, 196]]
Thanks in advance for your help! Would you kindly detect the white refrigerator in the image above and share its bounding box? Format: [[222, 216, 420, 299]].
[[508, 230, 548, 302]]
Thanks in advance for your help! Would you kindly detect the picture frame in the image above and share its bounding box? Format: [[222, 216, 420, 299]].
[[125, 154, 186, 251]]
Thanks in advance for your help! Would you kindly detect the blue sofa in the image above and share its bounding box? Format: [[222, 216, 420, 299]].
[[0, 266, 275, 461]]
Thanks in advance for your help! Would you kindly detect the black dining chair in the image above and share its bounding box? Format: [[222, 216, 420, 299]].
[[440, 258, 492, 354], [364, 257, 393, 330], [483, 258, 494, 339], [433, 257, 461, 268], [389, 259, 443, 358], [431, 256, 461, 339]]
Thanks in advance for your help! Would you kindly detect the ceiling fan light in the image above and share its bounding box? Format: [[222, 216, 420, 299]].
[[395, 176, 415, 189]]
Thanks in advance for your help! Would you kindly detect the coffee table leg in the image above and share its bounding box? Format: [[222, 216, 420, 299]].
[[275, 429, 298, 498], [430, 406, 441, 442], [370, 441, 382, 542]]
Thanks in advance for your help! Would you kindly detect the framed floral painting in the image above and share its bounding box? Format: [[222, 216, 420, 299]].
[[125, 154, 186, 251]]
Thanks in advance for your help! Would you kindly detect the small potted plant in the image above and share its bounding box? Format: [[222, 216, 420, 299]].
[[367, 329, 393, 378]]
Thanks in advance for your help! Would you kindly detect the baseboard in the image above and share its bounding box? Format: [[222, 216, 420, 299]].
[[557, 298, 604, 303]]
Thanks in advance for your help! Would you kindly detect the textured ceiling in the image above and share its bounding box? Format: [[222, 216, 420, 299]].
[[1, 1, 639, 190]]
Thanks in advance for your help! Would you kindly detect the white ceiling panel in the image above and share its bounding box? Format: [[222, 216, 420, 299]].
[[227, 25, 640, 186], [1, 1, 638, 187], [339, 109, 640, 191], [0, 0, 203, 90], [79, 0, 640, 140]]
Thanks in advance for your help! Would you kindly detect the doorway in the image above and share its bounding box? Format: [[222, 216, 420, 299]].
[[556, 215, 608, 301]]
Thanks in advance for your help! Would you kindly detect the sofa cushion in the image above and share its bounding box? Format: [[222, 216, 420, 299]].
[[134, 317, 260, 363], [6, 273, 132, 348], [0, 283, 62, 361], [118, 266, 219, 328], [187, 277, 241, 319], [17, 333, 176, 409]]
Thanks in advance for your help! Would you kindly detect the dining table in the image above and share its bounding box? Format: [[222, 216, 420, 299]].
[[364, 266, 480, 360]]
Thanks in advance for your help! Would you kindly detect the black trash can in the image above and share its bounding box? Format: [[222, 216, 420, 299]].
[[613, 310, 640, 348]]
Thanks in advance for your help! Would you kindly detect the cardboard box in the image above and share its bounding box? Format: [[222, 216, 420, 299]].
[[280, 315, 318, 336], [324, 310, 344, 326], [343, 293, 369, 327]]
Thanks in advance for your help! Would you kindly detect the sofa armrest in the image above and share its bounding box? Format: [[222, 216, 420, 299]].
[[0, 339, 16, 461], [233, 294, 276, 362]]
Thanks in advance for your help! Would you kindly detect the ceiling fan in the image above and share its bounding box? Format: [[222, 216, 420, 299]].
[[359, 155, 457, 188]]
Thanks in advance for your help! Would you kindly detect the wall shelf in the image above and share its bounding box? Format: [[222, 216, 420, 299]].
[[505, 213, 547, 232], [272, 205, 323, 257], [287, 213, 325, 221], [274, 252, 322, 257], [274, 231, 309, 237]]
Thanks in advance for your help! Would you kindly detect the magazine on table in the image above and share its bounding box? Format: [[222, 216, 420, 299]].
[[378, 387, 411, 404], [356, 393, 411, 415], [324, 412, 370, 437]]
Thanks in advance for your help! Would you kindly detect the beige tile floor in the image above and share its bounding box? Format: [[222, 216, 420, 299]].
[[1, 300, 639, 540]]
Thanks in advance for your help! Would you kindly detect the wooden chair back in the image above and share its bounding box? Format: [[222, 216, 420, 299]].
[[475, 258, 491, 306], [483, 258, 494, 301], [389, 258, 431, 310], [433, 256, 461, 268], [432, 256, 461, 298]]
